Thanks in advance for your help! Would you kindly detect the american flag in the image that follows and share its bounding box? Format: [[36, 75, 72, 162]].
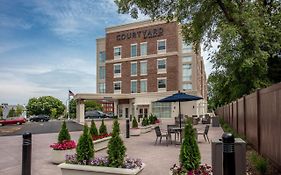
[[69, 90, 75, 97]]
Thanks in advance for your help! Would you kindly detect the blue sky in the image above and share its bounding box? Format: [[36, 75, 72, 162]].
[[0, 0, 213, 105]]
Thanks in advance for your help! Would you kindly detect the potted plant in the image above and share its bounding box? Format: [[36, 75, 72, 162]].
[[130, 116, 141, 136], [90, 120, 112, 151], [50, 121, 76, 164], [58, 120, 145, 175], [149, 114, 160, 128], [140, 117, 151, 134], [169, 120, 212, 175]]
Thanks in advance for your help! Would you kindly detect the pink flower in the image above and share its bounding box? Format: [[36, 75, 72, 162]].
[[50, 140, 76, 150]]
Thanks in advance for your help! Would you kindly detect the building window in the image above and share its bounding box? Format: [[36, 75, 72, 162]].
[[182, 64, 192, 81], [140, 79, 147, 93], [182, 41, 192, 52], [114, 46, 122, 59], [99, 66, 105, 80], [99, 51, 106, 63], [131, 62, 137, 76], [140, 61, 147, 75], [152, 102, 171, 118], [182, 56, 192, 62], [114, 81, 121, 94], [98, 83, 106, 93], [131, 80, 137, 93], [157, 58, 166, 74], [114, 63, 121, 78], [157, 39, 166, 53], [183, 83, 192, 90], [140, 42, 147, 56], [157, 78, 167, 92], [131, 44, 137, 57]]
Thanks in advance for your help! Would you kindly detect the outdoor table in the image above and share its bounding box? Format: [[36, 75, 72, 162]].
[[170, 127, 185, 144]]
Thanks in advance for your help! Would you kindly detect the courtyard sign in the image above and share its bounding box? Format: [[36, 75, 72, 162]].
[[116, 27, 164, 41]]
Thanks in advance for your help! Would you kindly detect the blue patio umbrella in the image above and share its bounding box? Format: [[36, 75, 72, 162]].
[[156, 91, 203, 128]]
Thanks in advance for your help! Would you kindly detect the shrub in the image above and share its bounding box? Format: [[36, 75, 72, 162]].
[[179, 120, 201, 171], [141, 117, 148, 126], [76, 124, 94, 163], [90, 120, 99, 137], [58, 121, 71, 143], [107, 120, 126, 167], [250, 152, 268, 175], [132, 116, 138, 128], [99, 119, 108, 135]]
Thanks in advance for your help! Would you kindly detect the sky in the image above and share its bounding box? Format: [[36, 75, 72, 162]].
[[0, 0, 213, 105]]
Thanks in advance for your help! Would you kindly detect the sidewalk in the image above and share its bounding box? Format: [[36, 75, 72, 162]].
[[0, 119, 223, 175]]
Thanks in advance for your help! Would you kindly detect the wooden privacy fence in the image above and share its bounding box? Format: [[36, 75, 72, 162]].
[[216, 82, 281, 170]]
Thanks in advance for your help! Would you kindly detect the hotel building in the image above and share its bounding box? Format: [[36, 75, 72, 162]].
[[75, 20, 207, 123]]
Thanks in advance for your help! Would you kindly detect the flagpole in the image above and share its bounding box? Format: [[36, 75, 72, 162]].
[[67, 90, 70, 120]]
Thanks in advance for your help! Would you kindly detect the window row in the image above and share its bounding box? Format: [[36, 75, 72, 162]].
[[113, 40, 166, 59], [113, 78, 167, 94]]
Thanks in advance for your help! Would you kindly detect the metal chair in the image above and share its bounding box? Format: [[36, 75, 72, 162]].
[[154, 126, 168, 145], [167, 125, 179, 144], [197, 125, 210, 143]]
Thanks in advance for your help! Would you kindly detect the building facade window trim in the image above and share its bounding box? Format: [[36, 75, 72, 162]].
[[130, 43, 137, 58], [157, 77, 167, 92], [157, 58, 167, 74], [140, 79, 147, 93], [131, 62, 138, 76], [113, 81, 122, 94], [157, 39, 166, 54], [114, 63, 122, 78], [140, 60, 147, 76], [130, 80, 137, 94], [140, 42, 147, 56], [114, 46, 122, 59]]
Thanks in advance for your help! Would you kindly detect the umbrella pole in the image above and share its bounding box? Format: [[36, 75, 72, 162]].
[[179, 101, 181, 128]]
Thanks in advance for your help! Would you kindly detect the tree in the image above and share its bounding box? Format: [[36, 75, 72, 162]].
[[132, 116, 138, 128], [76, 124, 94, 163], [69, 99, 76, 119], [99, 119, 108, 135], [90, 120, 99, 137], [107, 120, 126, 167], [179, 121, 201, 171], [15, 105, 24, 117], [8, 108, 15, 117], [0, 107, 3, 118], [115, 0, 281, 106], [26, 96, 65, 119], [58, 121, 71, 143], [84, 100, 103, 111]]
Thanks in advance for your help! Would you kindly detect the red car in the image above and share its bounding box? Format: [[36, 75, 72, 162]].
[[0, 117, 26, 126]]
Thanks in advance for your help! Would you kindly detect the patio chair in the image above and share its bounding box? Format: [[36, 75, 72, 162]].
[[202, 114, 211, 124], [167, 125, 179, 144], [197, 125, 210, 143], [154, 126, 168, 146]]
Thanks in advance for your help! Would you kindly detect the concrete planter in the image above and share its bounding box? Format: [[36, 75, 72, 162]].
[[58, 163, 145, 175], [130, 128, 141, 136], [140, 125, 152, 134], [50, 149, 76, 164], [93, 136, 112, 152]]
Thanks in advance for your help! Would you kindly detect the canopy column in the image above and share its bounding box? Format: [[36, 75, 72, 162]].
[[76, 99, 85, 124]]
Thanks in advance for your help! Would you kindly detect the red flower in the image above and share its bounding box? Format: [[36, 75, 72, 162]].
[[92, 133, 112, 141], [50, 140, 76, 150]]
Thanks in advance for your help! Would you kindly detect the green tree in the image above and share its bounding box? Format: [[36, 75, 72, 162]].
[[180, 121, 201, 171], [76, 124, 94, 163], [90, 120, 99, 137], [115, 0, 281, 106], [84, 100, 103, 111], [99, 119, 108, 135], [0, 107, 3, 118], [58, 121, 71, 143], [8, 108, 16, 117], [15, 105, 24, 117], [26, 96, 65, 118], [132, 116, 138, 128], [69, 99, 76, 119], [107, 120, 126, 167]]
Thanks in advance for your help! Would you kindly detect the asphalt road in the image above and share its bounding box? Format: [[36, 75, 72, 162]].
[[0, 120, 83, 136]]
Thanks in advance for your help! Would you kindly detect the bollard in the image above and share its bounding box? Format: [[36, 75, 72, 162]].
[[126, 119, 130, 138], [22, 132, 32, 175], [222, 132, 235, 175]]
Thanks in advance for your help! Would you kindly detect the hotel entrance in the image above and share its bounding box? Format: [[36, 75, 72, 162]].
[[138, 106, 149, 118]]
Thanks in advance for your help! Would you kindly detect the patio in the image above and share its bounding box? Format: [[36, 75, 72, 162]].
[[0, 119, 223, 175]]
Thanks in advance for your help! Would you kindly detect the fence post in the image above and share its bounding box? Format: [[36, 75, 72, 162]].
[[222, 132, 235, 175], [22, 132, 32, 175], [257, 89, 261, 153], [243, 95, 247, 137]]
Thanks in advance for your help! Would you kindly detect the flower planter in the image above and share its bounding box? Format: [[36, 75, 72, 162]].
[[50, 149, 76, 164], [130, 128, 141, 136], [140, 125, 152, 134], [93, 136, 112, 152], [58, 163, 145, 175]]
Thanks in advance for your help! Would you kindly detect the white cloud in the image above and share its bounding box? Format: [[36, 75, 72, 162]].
[[0, 14, 32, 30]]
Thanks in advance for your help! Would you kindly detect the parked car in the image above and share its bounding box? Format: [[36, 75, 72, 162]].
[[0, 117, 27, 126], [85, 110, 107, 119], [29, 115, 50, 122]]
